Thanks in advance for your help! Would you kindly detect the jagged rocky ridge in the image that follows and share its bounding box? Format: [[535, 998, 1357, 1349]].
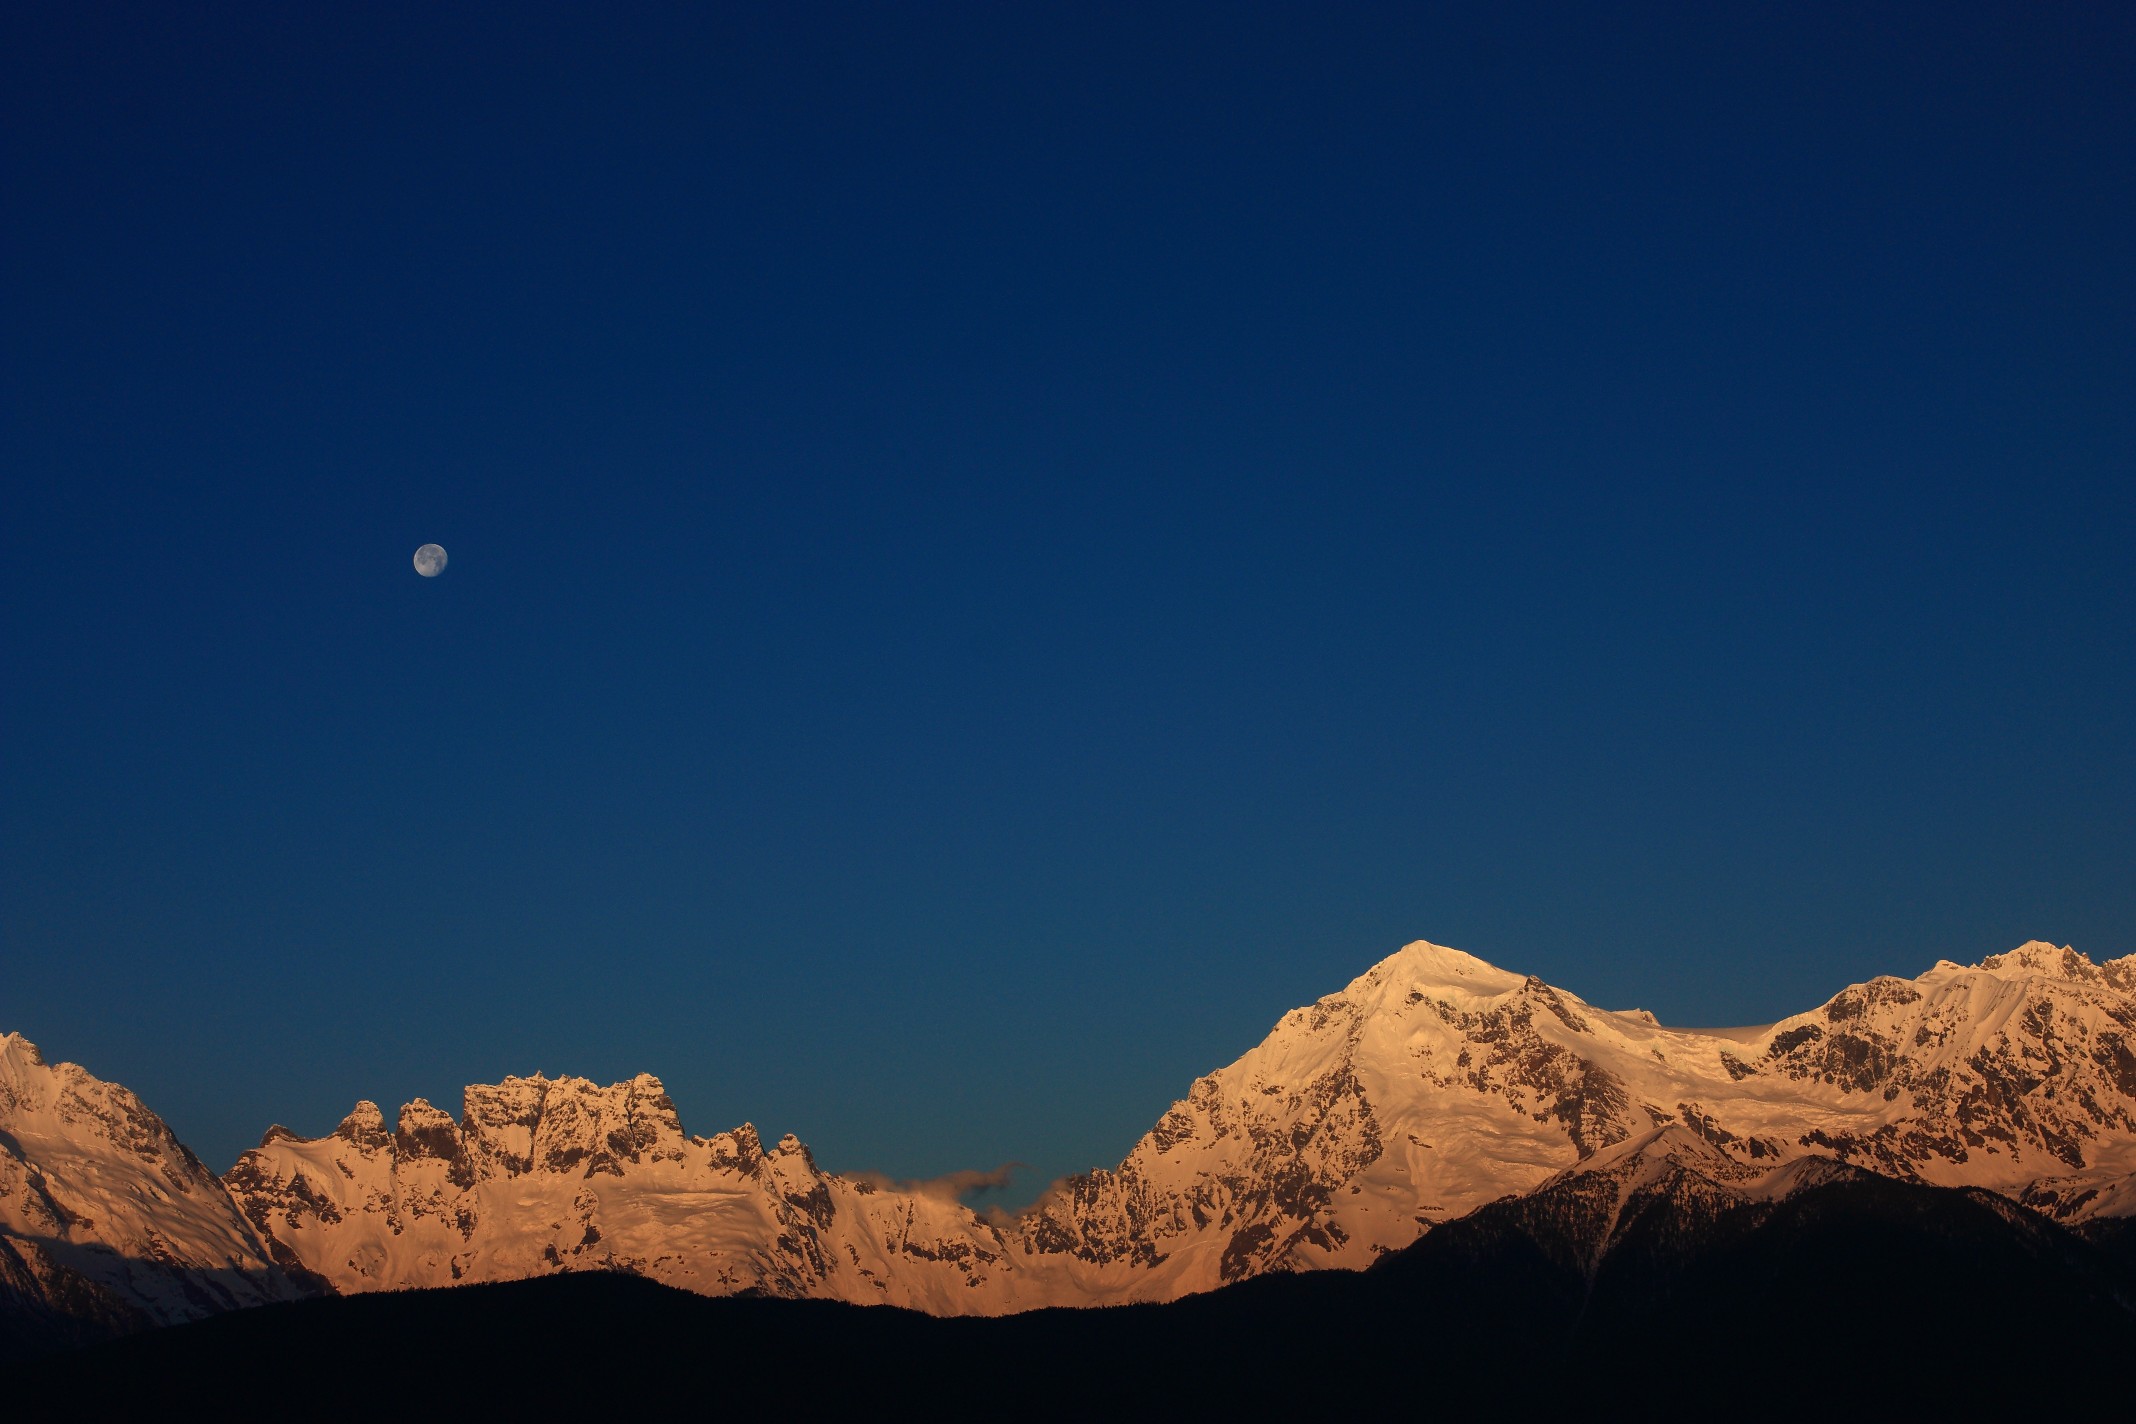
[[8, 937, 2136, 1342], [221, 1072, 1023, 1313]]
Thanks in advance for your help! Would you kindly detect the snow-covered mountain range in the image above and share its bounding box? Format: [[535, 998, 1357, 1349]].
[[6, 938, 2134, 1348]]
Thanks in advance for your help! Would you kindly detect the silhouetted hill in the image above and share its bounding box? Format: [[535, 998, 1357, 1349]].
[[19, 1170, 2133, 1415]]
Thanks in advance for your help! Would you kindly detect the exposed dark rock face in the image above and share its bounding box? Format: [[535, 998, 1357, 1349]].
[[332, 1103, 392, 1152]]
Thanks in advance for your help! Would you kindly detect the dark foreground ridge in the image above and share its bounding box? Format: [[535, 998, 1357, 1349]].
[[18, 1171, 2135, 1415]]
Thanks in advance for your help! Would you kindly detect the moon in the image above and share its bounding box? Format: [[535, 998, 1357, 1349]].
[[413, 543, 448, 577]]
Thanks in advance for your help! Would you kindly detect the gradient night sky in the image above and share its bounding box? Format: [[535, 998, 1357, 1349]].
[[5, 4, 2132, 1200]]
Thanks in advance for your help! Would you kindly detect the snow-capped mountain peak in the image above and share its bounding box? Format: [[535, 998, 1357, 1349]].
[[1344, 939, 1528, 1000], [0, 1033, 302, 1354]]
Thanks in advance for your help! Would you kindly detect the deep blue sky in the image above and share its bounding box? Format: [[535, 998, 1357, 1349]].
[[5, 4, 2132, 1198]]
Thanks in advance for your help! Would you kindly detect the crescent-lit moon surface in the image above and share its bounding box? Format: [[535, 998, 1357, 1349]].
[[413, 543, 448, 577]]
